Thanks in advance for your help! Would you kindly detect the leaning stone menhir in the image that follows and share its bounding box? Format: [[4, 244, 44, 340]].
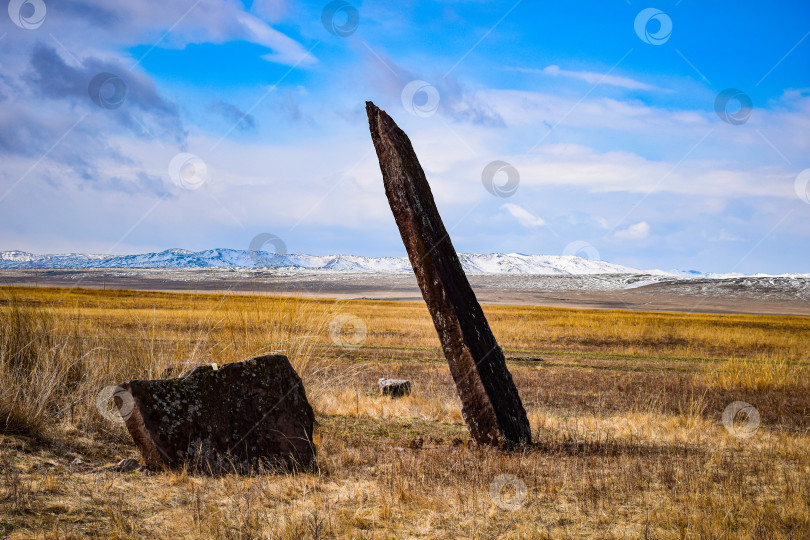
[[365, 101, 531, 447], [114, 354, 315, 473]]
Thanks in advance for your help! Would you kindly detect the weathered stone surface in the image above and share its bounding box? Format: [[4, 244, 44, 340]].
[[115, 354, 315, 473], [366, 101, 531, 447], [378, 378, 411, 397]]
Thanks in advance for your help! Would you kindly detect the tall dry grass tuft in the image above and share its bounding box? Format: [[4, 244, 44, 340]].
[[0, 298, 85, 436], [0, 288, 363, 438], [702, 354, 808, 391], [209, 294, 364, 407]]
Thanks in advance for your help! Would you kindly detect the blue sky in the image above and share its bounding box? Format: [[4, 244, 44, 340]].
[[1, 0, 808, 273]]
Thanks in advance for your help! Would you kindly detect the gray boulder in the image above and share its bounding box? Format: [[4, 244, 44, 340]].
[[115, 354, 315, 473], [378, 378, 412, 398]]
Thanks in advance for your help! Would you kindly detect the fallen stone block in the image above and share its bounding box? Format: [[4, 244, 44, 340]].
[[366, 101, 531, 447], [378, 378, 412, 397], [115, 354, 315, 473]]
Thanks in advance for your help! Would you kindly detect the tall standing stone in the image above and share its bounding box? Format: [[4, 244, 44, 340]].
[[366, 101, 531, 446]]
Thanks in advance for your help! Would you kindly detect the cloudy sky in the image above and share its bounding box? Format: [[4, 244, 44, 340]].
[[1, 0, 808, 273]]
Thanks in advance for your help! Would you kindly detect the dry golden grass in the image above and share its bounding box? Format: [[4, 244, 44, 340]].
[[1, 285, 809, 538], [702, 355, 809, 391]]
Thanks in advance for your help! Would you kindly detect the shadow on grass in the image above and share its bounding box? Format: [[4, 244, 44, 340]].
[[527, 437, 699, 459]]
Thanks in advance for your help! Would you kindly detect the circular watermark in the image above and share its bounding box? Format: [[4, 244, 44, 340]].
[[401, 80, 440, 118], [88, 73, 127, 110], [794, 168, 810, 204], [328, 313, 367, 349], [481, 160, 519, 198], [634, 8, 672, 45], [714, 88, 752, 125], [489, 474, 527, 511], [168, 153, 208, 190], [321, 0, 359, 37], [248, 233, 288, 266], [8, 0, 46, 29], [95, 385, 134, 424], [721, 401, 760, 439], [563, 240, 600, 261]]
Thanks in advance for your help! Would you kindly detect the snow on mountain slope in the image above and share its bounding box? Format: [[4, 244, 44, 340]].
[[457, 253, 639, 274], [1, 249, 807, 278], [2, 249, 638, 274]]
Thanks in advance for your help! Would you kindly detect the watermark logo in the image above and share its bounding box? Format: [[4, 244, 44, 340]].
[[721, 401, 760, 439], [401, 80, 440, 118], [328, 313, 367, 349], [794, 169, 810, 204], [563, 241, 600, 261], [8, 0, 46, 29], [248, 233, 288, 266], [321, 1, 359, 37], [168, 153, 208, 190], [482, 160, 519, 198], [634, 8, 672, 45], [489, 474, 528, 511], [88, 73, 127, 110], [714, 88, 752, 125], [95, 385, 134, 424]]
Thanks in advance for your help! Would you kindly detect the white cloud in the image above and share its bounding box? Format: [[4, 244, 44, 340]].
[[709, 230, 746, 242], [512, 65, 661, 91], [237, 12, 316, 66], [8, 0, 317, 68], [615, 221, 650, 240], [510, 145, 797, 199], [501, 204, 546, 227], [250, 0, 288, 23]]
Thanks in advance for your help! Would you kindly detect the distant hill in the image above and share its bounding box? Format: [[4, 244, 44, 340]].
[[1, 249, 807, 278]]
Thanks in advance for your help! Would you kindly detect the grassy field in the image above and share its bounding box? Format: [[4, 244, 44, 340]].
[[1, 286, 809, 538]]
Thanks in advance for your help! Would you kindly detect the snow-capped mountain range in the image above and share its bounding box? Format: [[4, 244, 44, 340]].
[[2, 249, 806, 278]]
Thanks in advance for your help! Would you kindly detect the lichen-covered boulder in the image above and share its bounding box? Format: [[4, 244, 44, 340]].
[[115, 354, 315, 473]]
